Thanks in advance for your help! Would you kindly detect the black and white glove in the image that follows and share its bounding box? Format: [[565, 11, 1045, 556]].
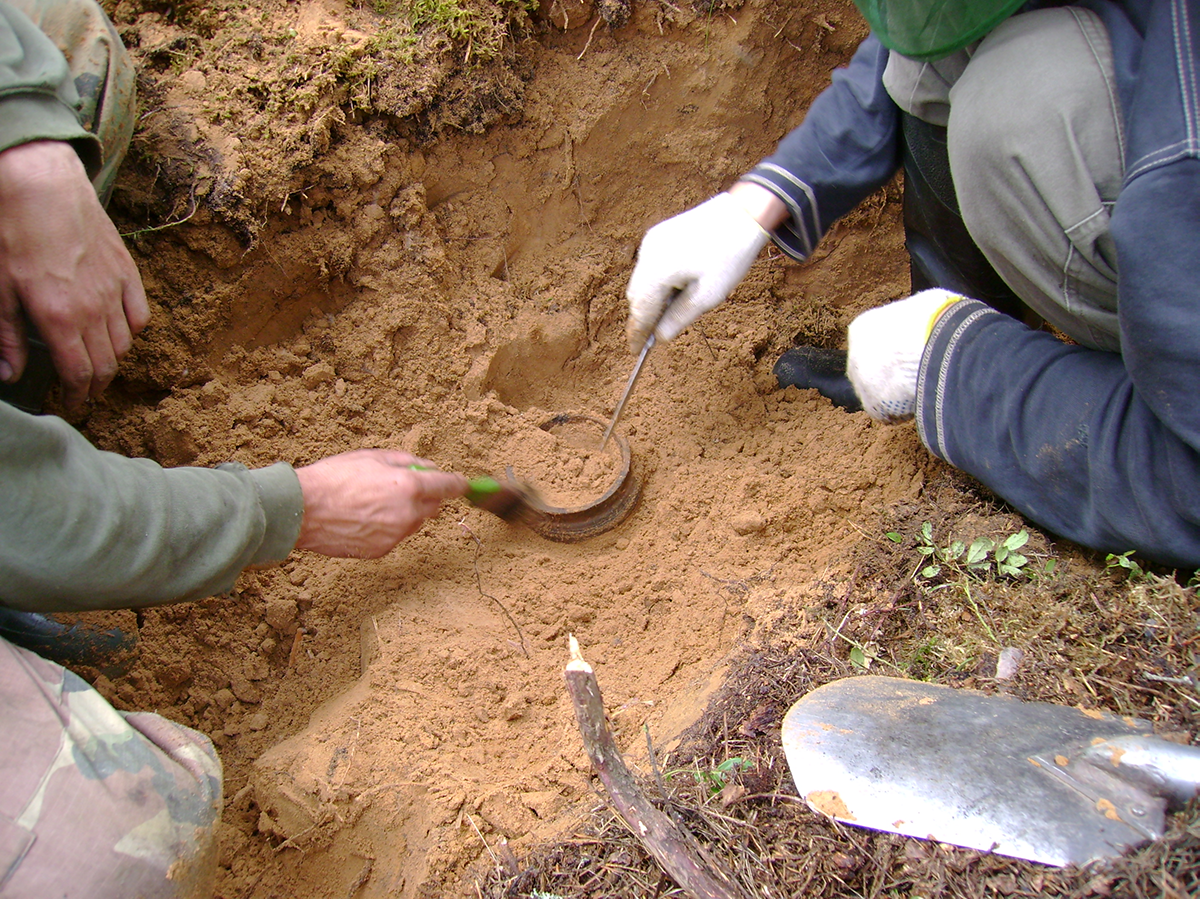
[[847, 289, 964, 422]]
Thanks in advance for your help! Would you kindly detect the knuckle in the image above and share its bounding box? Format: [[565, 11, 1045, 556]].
[[62, 360, 94, 388], [94, 362, 118, 386]]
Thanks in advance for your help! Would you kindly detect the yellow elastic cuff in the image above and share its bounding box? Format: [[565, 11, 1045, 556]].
[[924, 295, 964, 341]]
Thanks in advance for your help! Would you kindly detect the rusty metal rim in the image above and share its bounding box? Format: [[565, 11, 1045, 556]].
[[506, 412, 643, 543]]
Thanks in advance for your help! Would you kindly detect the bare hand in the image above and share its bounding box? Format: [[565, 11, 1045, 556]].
[[294, 450, 470, 558], [0, 140, 150, 409]]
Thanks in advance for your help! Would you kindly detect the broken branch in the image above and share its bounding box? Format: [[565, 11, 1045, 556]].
[[563, 635, 749, 899]]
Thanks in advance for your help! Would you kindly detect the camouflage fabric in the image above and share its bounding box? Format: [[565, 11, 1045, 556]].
[[1, 637, 223, 898], [4, 0, 135, 201]]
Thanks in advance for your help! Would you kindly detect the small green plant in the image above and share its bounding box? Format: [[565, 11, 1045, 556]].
[[985, 531, 1031, 578], [667, 757, 745, 797], [848, 641, 885, 671], [698, 757, 744, 795], [849, 644, 871, 670], [913, 521, 1031, 581], [903, 635, 942, 675], [1105, 550, 1146, 581]]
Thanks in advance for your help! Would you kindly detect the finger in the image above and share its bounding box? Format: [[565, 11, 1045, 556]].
[[625, 286, 671, 353], [414, 470, 471, 500], [403, 495, 440, 521], [122, 269, 151, 334], [416, 497, 445, 521], [81, 325, 119, 400], [375, 450, 426, 469], [625, 270, 671, 340], [375, 452, 470, 498], [47, 333, 94, 410], [31, 298, 97, 408], [626, 315, 652, 355], [403, 454, 439, 470], [108, 267, 147, 360], [107, 304, 135, 360]]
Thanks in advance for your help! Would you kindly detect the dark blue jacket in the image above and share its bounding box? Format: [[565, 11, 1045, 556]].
[[744, 0, 1200, 568]]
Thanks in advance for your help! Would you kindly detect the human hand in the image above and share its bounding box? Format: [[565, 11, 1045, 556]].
[[625, 191, 770, 352], [846, 289, 965, 421], [0, 141, 150, 409], [294, 449, 470, 558]]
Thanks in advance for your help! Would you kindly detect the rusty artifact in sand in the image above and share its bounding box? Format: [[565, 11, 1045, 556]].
[[508, 413, 643, 542]]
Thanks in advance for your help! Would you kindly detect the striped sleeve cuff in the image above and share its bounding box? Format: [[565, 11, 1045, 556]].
[[915, 298, 1002, 465], [740, 163, 823, 262]]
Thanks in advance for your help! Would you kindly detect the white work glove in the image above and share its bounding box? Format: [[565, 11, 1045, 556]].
[[846, 288, 965, 422], [625, 192, 770, 352]]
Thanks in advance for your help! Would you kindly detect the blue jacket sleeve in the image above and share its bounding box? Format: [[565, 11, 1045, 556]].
[[740, 35, 900, 261]]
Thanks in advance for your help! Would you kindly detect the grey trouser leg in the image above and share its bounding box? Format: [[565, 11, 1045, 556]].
[[5, 0, 136, 202], [0, 638, 223, 898], [949, 7, 1124, 351], [885, 6, 1125, 352]]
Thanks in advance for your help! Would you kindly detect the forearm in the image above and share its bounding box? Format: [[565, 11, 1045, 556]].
[[916, 301, 1200, 568], [726, 181, 790, 230], [739, 34, 901, 261], [0, 403, 303, 611]]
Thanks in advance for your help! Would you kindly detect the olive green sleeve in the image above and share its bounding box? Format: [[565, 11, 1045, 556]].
[[0, 2, 101, 174], [0, 402, 305, 612]]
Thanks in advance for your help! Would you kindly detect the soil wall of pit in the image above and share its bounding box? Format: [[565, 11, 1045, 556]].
[[78, 0, 926, 895]]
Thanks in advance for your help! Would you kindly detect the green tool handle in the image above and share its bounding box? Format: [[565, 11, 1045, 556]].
[[407, 464, 502, 507]]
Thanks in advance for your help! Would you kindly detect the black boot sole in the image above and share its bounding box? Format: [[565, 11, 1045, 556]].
[[773, 346, 862, 412]]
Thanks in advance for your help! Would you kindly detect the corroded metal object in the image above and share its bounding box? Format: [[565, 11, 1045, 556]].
[[508, 413, 643, 543]]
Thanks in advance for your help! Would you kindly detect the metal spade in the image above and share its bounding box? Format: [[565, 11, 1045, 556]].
[[781, 676, 1200, 867]]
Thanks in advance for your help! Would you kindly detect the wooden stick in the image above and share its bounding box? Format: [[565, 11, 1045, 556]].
[[563, 635, 749, 899]]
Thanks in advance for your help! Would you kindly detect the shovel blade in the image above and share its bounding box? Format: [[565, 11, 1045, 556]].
[[782, 676, 1175, 867]]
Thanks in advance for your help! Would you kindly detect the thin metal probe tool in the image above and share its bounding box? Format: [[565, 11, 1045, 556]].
[[598, 290, 679, 452], [597, 333, 655, 452]]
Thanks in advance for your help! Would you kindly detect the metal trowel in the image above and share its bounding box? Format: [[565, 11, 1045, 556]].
[[598, 332, 655, 452], [782, 676, 1200, 867]]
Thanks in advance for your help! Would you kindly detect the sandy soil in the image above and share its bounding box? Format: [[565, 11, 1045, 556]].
[[67, 0, 1021, 895]]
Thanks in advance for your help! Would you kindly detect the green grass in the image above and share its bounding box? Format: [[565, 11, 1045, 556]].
[[357, 0, 538, 61]]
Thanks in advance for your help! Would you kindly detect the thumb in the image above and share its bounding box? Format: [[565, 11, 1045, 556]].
[[0, 294, 28, 383]]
